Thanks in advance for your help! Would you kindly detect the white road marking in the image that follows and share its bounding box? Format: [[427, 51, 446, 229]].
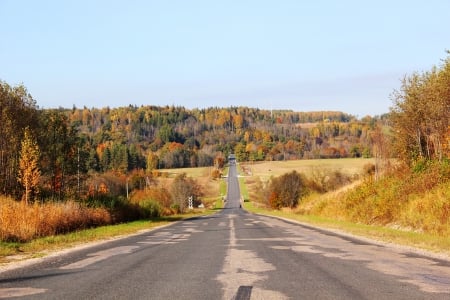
[[257, 215, 450, 294], [0, 288, 46, 298], [216, 214, 288, 300], [60, 246, 138, 270]]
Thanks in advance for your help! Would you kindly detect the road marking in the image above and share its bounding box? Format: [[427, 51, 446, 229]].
[[0, 288, 47, 298], [216, 214, 288, 300], [60, 246, 138, 270], [257, 215, 450, 294]]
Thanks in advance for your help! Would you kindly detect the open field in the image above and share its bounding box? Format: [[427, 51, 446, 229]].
[[159, 166, 215, 178], [240, 158, 374, 181]]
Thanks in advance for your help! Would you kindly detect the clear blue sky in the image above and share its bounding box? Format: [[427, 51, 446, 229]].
[[1, 0, 449, 116]]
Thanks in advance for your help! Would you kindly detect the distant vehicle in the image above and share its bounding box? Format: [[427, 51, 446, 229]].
[[228, 154, 236, 165]]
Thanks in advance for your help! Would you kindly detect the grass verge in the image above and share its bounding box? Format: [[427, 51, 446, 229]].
[[243, 201, 450, 257]]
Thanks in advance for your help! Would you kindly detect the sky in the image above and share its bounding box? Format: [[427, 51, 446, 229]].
[[1, 0, 449, 117]]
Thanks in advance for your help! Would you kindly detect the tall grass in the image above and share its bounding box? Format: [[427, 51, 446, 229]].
[[0, 197, 111, 242], [298, 162, 450, 236], [244, 159, 450, 237]]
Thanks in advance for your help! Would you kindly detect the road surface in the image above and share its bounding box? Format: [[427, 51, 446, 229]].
[[1, 163, 450, 299]]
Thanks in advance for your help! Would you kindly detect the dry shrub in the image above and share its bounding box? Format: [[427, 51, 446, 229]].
[[130, 187, 172, 216], [307, 168, 353, 193], [210, 169, 221, 180], [0, 197, 111, 242], [400, 185, 450, 235]]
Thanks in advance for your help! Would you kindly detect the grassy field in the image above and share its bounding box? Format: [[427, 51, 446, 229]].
[[240, 158, 374, 181], [159, 166, 215, 178]]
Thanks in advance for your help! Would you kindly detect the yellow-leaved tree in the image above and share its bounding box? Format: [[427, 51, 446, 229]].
[[18, 127, 41, 204]]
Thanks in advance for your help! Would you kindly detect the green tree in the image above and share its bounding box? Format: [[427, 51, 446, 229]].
[[18, 127, 41, 204], [39, 110, 79, 200]]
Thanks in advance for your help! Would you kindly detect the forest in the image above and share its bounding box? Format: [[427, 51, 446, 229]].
[[0, 81, 385, 202]]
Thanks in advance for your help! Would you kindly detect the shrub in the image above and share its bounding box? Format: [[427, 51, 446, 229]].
[[0, 197, 111, 242], [211, 169, 222, 180], [267, 171, 306, 209], [307, 168, 353, 193], [363, 163, 376, 175], [139, 199, 161, 218]]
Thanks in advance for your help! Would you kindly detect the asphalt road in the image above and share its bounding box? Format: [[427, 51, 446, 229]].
[[1, 164, 450, 299]]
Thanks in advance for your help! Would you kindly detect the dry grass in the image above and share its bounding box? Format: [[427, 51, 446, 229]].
[[241, 158, 373, 181], [244, 159, 450, 238], [0, 197, 111, 242], [159, 166, 215, 178]]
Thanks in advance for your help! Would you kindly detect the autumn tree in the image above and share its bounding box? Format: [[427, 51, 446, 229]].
[[0, 82, 39, 197], [391, 54, 450, 165], [18, 127, 41, 204], [170, 173, 202, 213]]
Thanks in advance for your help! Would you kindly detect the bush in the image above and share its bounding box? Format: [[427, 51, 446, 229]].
[[363, 163, 376, 175], [307, 168, 353, 193], [267, 171, 306, 209], [139, 199, 161, 218], [211, 169, 222, 180]]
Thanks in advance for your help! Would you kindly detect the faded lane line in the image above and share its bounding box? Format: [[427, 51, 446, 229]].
[[216, 214, 288, 300], [259, 215, 450, 294], [0, 288, 47, 299], [60, 246, 138, 270]]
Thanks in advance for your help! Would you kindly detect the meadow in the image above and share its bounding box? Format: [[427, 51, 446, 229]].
[[240, 158, 373, 179]]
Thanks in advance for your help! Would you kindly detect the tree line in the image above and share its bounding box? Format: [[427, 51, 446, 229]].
[[0, 80, 384, 202], [2, 49, 449, 205]]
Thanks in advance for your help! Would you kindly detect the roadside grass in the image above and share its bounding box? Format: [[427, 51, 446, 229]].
[[240, 159, 450, 256], [242, 200, 450, 256], [0, 210, 216, 264], [239, 177, 250, 202]]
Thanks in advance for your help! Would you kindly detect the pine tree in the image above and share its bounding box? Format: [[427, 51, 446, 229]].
[[18, 127, 41, 204]]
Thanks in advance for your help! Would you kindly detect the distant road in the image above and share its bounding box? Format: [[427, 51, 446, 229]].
[[1, 163, 450, 299]]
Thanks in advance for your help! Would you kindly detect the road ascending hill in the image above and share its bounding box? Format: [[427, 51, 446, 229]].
[[1, 163, 450, 299]]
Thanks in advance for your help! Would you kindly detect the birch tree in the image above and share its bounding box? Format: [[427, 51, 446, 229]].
[[18, 127, 41, 204]]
